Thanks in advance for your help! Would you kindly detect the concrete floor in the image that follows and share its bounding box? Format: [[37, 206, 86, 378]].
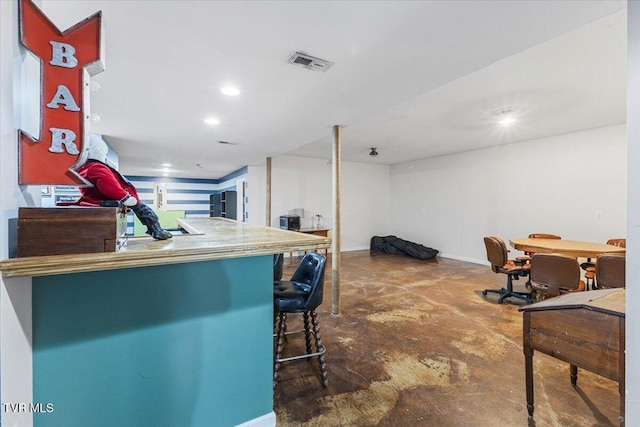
[[274, 251, 621, 427]]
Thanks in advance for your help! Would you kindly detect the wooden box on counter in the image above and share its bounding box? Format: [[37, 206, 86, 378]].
[[18, 207, 127, 257]]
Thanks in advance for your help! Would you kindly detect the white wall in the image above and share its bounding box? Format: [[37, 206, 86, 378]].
[[389, 124, 627, 263], [0, 0, 17, 248], [1, 1, 34, 425], [247, 164, 267, 227], [271, 156, 333, 230], [248, 155, 390, 252], [626, 0, 639, 423]]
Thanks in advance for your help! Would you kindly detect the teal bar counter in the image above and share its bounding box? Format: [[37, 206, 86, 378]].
[[0, 218, 331, 427]]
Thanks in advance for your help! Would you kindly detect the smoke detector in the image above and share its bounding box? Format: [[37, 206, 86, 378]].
[[288, 51, 334, 72]]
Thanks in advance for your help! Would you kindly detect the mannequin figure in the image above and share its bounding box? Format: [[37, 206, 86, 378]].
[[75, 136, 172, 240]]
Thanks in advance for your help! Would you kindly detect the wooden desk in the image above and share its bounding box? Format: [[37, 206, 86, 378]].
[[510, 238, 626, 259], [520, 289, 625, 426], [299, 228, 330, 239], [289, 228, 330, 261]]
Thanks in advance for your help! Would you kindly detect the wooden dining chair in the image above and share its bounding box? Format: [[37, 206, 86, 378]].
[[524, 233, 561, 256], [593, 254, 626, 289], [516, 234, 561, 286], [582, 238, 626, 288], [482, 236, 531, 304], [529, 253, 585, 300]]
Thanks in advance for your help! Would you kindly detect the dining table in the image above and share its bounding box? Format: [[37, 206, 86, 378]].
[[509, 238, 626, 259]]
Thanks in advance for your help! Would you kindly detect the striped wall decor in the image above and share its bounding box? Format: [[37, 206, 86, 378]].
[[126, 168, 247, 234]]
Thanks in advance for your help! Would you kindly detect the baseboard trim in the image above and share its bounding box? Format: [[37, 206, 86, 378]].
[[438, 253, 487, 265], [342, 245, 370, 252], [235, 411, 276, 427]]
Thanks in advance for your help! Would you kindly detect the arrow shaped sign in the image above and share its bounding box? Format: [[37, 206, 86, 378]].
[[18, 0, 104, 185]]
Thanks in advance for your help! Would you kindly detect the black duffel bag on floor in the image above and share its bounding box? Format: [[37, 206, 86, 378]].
[[370, 235, 439, 260]]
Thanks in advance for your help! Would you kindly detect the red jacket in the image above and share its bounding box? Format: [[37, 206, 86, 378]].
[[75, 160, 139, 206]]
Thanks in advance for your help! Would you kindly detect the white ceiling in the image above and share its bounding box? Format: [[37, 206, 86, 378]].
[[40, 0, 627, 179]]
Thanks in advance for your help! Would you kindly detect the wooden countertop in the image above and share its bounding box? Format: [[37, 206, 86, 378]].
[[0, 217, 331, 278]]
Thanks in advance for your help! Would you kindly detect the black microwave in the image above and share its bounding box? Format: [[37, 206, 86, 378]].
[[279, 215, 300, 231]]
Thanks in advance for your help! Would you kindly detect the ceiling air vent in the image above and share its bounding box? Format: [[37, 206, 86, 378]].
[[288, 51, 334, 72]]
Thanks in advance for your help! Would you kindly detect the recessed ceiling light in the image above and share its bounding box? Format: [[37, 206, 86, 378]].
[[220, 86, 240, 96], [204, 117, 220, 126], [499, 116, 516, 127], [161, 163, 171, 167], [498, 110, 516, 127]]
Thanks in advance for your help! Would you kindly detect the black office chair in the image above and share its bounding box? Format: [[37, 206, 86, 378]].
[[482, 236, 531, 304], [273, 253, 284, 282], [273, 252, 328, 388]]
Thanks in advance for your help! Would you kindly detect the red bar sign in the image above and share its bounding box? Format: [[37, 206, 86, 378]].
[[18, 0, 103, 185]]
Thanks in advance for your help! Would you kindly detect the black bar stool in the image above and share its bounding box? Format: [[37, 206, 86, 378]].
[[273, 252, 328, 388]]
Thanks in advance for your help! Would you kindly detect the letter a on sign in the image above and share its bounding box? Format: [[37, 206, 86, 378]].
[[18, 0, 104, 185]]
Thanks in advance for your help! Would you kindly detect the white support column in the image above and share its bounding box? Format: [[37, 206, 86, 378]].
[[266, 157, 272, 227], [332, 125, 341, 315]]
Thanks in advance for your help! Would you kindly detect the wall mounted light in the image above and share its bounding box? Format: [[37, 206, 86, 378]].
[[369, 147, 379, 157]]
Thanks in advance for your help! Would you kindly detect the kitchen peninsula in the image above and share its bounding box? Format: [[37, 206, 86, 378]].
[[0, 217, 330, 427]]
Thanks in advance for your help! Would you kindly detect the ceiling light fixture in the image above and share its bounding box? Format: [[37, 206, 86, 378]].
[[498, 110, 516, 127], [204, 117, 220, 126], [369, 147, 379, 157], [220, 86, 240, 96]]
